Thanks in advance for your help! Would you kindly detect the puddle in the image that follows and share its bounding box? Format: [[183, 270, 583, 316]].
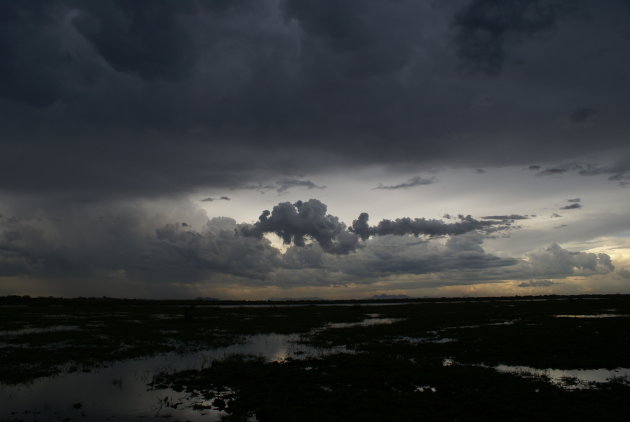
[[0, 325, 81, 337], [553, 314, 630, 319], [326, 317, 404, 329], [456, 320, 518, 329], [443, 359, 630, 390], [0, 333, 350, 421], [393, 336, 456, 344], [414, 385, 438, 393], [492, 364, 630, 390]]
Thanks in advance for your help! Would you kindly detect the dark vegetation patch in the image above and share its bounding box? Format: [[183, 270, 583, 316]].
[[301, 297, 630, 369], [153, 353, 630, 422], [2, 295, 630, 420], [0, 297, 372, 384]]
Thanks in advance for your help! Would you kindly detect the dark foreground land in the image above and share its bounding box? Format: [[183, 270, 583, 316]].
[[1, 295, 630, 421]]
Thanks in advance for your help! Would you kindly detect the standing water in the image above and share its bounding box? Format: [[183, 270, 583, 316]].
[[0, 333, 349, 421]]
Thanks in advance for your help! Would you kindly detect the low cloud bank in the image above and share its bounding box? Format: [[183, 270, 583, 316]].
[[0, 200, 615, 294]]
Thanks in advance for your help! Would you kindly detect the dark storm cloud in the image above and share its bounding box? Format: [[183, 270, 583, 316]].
[[200, 196, 230, 202], [72, 1, 199, 81], [481, 214, 528, 221], [608, 174, 628, 182], [0, 208, 282, 283], [576, 159, 630, 186], [374, 176, 435, 190], [0, 200, 616, 290], [351, 212, 514, 242], [275, 179, 326, 193], [367, 215, 506, 238], [539, 168, 569, 176], [330, 232, 518, 280], [452, 0, 576, 74], [0, 1, 97, 107], [239, 199, 514, 252], [560, 203, 582, 210], [239, 199, 358, 254], [1, 0, 630, 198], [569, 107, 598, 123], [350, 213, 371, 241], [445, 243, 615, 285]]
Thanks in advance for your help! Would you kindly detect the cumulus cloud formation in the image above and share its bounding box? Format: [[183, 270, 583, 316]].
[[0, 200, 514, 288], [0, 199, 618, 294], [352, 213, 510, 241], [239, 200, 515, 251], [0, 209, 281, 284], [374, 176, 435, 190], [327, 232, 518, 280], [0, 197, 523, 283], [523, 243, 614, 277], [239, 199, 358, 254]]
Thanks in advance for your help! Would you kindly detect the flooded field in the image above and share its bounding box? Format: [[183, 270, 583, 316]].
[[1, 295, 630, 421]]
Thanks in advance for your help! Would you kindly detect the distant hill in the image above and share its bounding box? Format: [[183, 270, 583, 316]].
[[268, 297, 323, 302]]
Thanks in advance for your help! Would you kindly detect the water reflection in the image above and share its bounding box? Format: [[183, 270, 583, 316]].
[[492, 364, 630, 390], [326, 317, 404, 329], [0, 333, 348, 421], [553, 314, 629, 319], [445, 359, 630, 390], [0, 325, 81, 337], [394, 336, 456, 344]]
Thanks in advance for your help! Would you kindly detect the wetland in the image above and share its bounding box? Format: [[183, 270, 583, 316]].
[[1, 295, 630, 421]]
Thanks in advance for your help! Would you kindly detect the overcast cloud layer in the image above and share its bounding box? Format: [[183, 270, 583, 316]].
[[1, 0, 630, 197], [1, 0, 629, 298]]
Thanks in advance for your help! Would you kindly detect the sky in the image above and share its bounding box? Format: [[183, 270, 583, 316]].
[[1, 0, 630, 300]]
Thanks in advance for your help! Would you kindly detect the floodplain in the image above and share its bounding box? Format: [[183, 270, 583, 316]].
[[1, 295, 629, 421]]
